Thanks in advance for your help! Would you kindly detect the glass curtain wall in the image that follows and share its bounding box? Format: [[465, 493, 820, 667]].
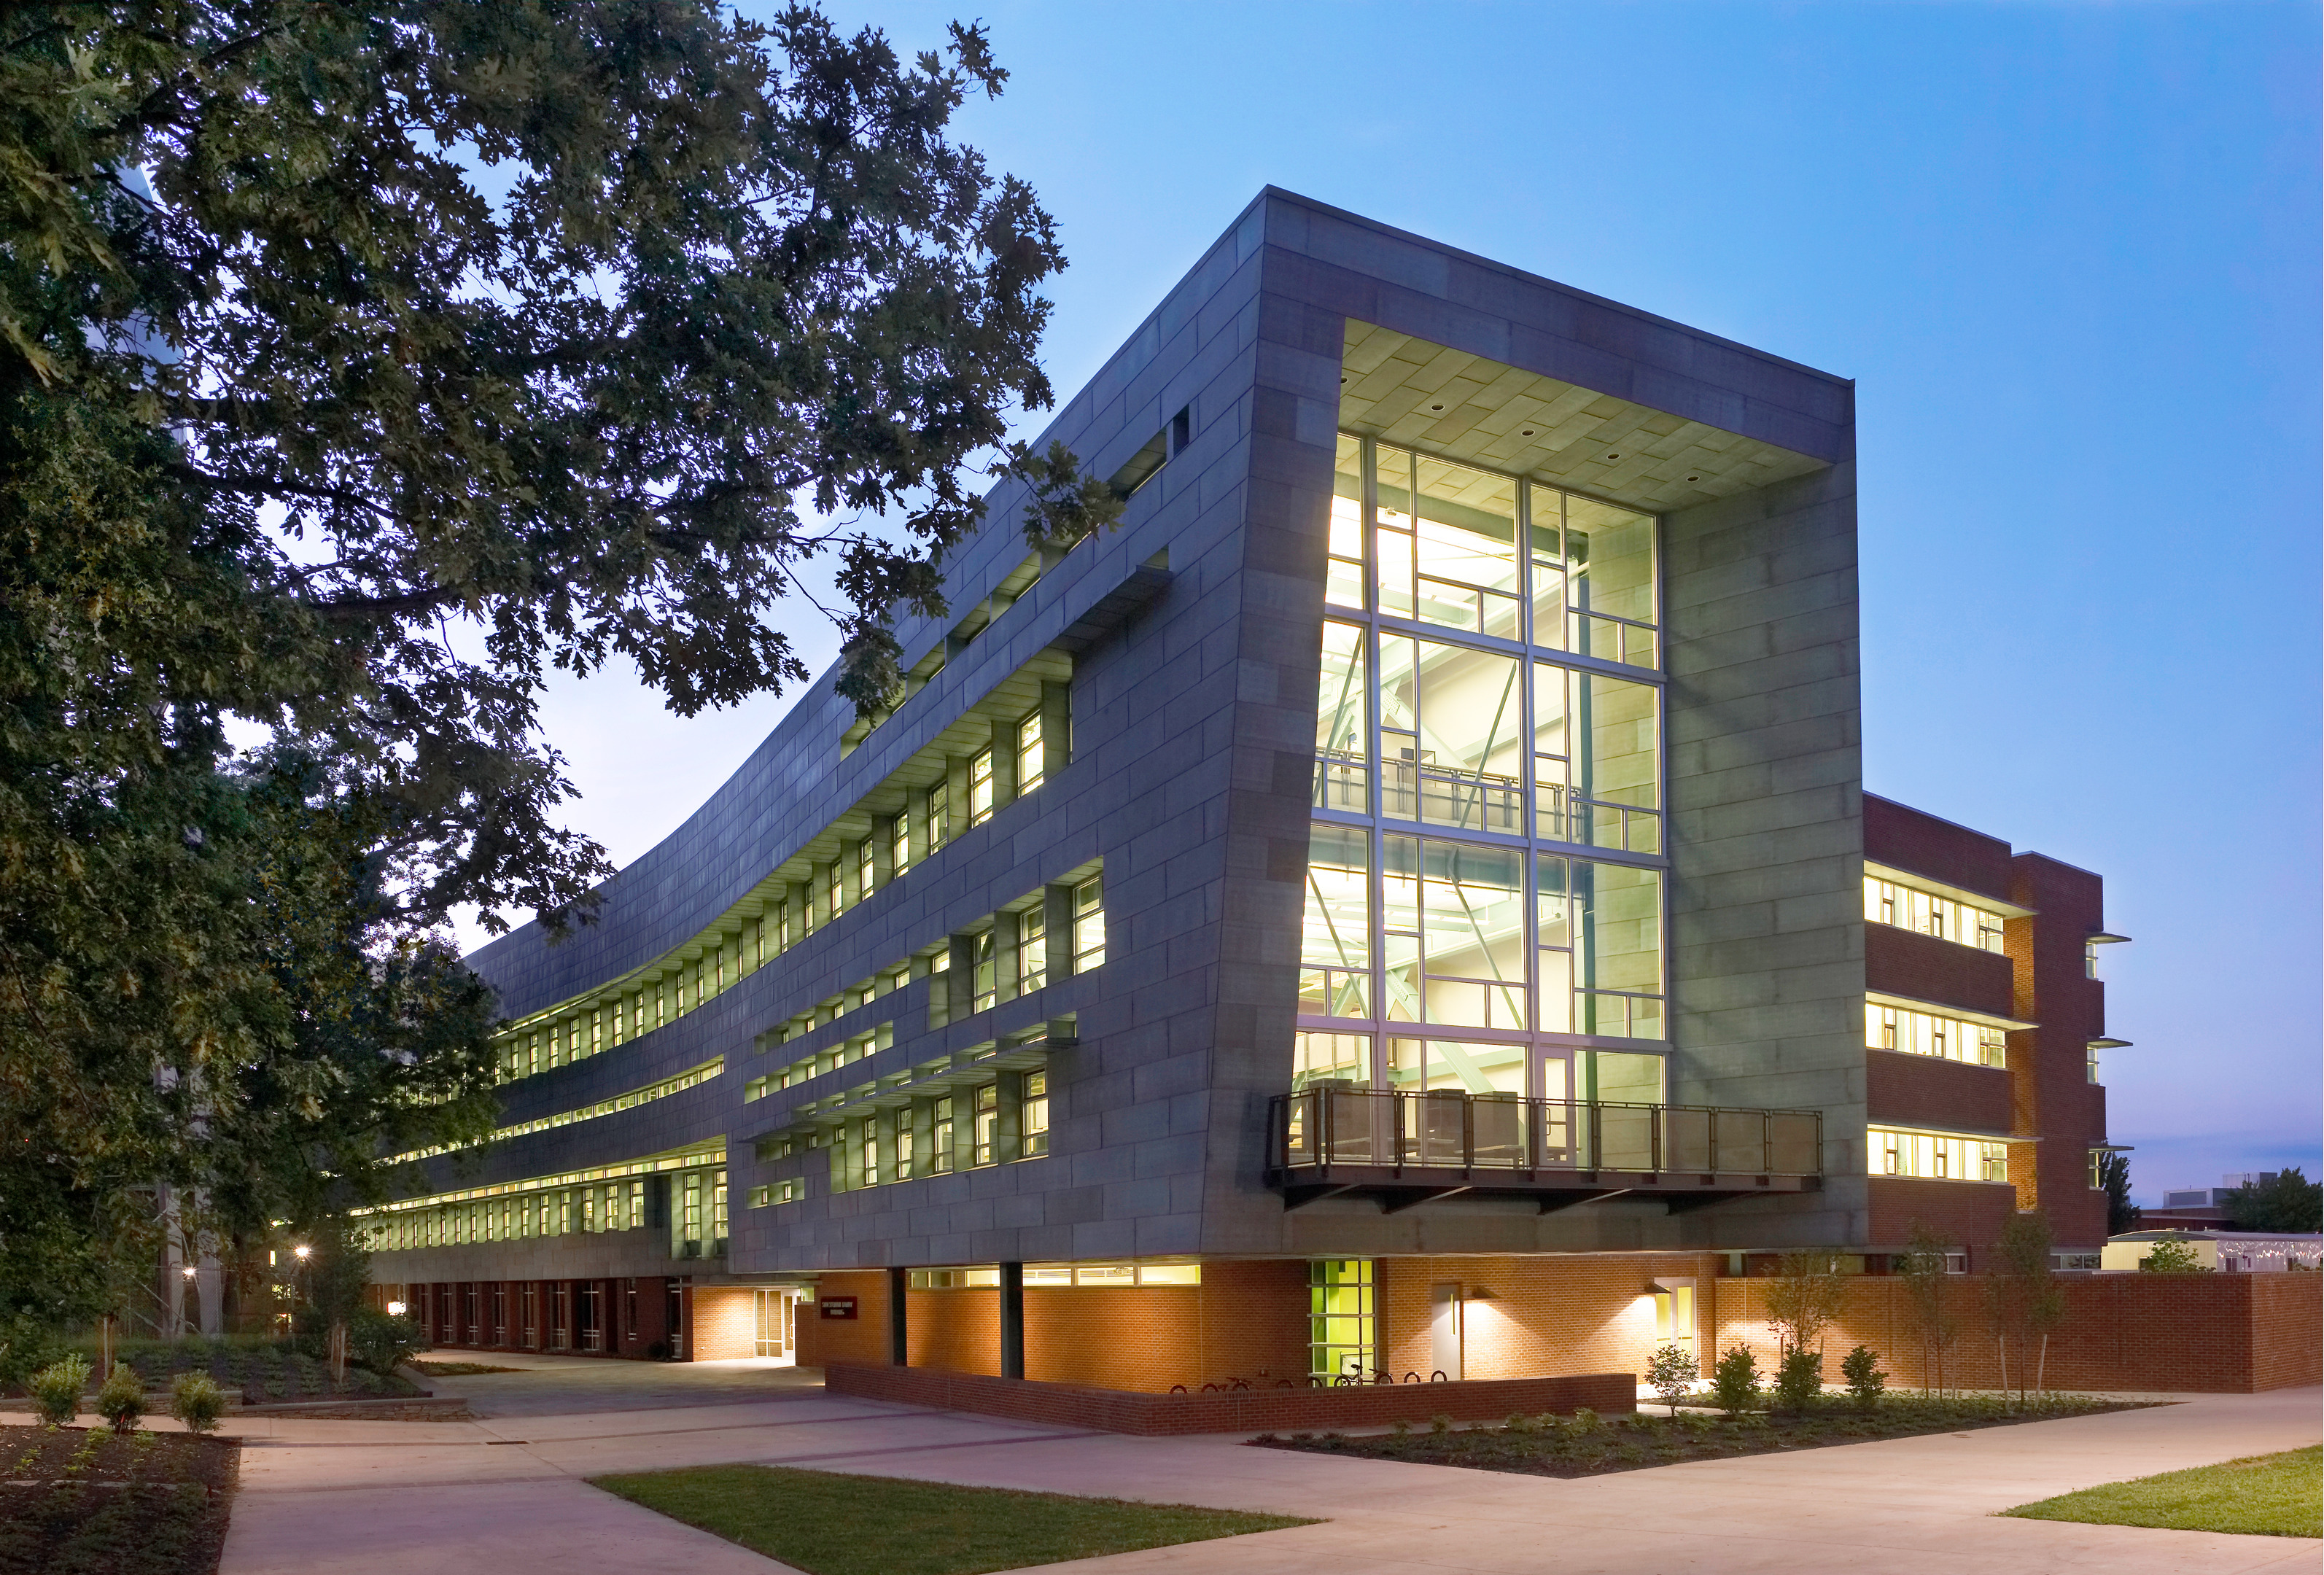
[[1306, 432, 1668, 1105]]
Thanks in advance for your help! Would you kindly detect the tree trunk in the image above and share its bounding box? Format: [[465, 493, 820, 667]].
[[2036, 1331, 2049, 1398], [1997, 1334, 2008, 1407]]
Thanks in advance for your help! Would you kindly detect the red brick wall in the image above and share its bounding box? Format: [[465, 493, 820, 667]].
[[1866, 1178, 2018, 1256], [1866, 925, 2015, 1018], [693, 1286, 758, 1361], [824, 1364, 1636, 1434], [1867, 1051, 2012, 1133], [1865, 796, 2014, 902], [808, 1263, 1310, 1392], [2006, 854, 2111, 1248], [1381, 1254, 1724, 1382], [795, 1269, 892, 1369], [1714, 1270, 2319, 1393]]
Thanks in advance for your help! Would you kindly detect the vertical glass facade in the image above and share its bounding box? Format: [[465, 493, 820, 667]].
[[1304, 433, 1668, 1105], [1309, 1258, 1376, 1380]]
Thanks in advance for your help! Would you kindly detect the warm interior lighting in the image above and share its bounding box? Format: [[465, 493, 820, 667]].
[[385, 1301, 406, 1318]]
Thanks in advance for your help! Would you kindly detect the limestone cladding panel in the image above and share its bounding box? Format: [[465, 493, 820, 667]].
[[1864, 795, 2014, 901], [1660, 464, 1865, 1245], [690, 1286, 758, 1361], [1864, 1176, 2016, 1258], [1714, 1270, 2319, 1394], [2007, 852, 2111, 1248], [1865, 925, 2013, 1019], [1380, 1254, 1726, 1385], [1865, 1051, 2013, 1135]]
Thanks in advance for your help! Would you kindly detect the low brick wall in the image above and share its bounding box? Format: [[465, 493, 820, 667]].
[[824, 1363, 1636, 1436]]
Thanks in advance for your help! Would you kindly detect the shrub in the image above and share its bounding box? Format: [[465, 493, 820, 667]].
[[96, 1362, 146, 1433], [1388, 1417, 1411, 1436], [1570, 1406, 1601, 1432], [347, 1307, 425, 1375], [1840, 1345, 1886, 1410], [1428, 1413, 1453, 1434], [1773, 1348, 1823, 1413], [170, 1371, 228, 1436], [1645, 1342, 1700, 1416], [29, 1354, 90, 1426], [1709, 1344, 1760, 1415]]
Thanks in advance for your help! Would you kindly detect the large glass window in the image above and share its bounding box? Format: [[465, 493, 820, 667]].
[[1865, 877, 2005, 952], [1293, 1030, 1370, 1089], [1556, 492, 1658, 667], [1386, 1036, 1526, 1095], [1328, 435, 1365, 610], [1309, 1259, 1375, 1381], [1380, 636, 1525, 834], [1373, 448, 1523, 639], [1873, 1127, 2009, 1183], [1315, 620, 1369, 813], [1535, 662, 1661, 853], [1868, 1004, 2007, 1068], [1538, 855, 1664, 1038], [1383, 836, 1527, 1030], [1300, 825, 1371, 1019]]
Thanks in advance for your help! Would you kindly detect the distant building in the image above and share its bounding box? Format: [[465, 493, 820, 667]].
[[357, 190, 2130, 1382], [2102, 1231, 2321, 1274]]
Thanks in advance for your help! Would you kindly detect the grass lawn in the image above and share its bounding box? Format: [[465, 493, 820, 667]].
[[0, 1424, 238, 1575], [2003, 1445, 2321, 1538], [1255, 1393, 2158, 1479], [591, 1463, 1315, 1575]]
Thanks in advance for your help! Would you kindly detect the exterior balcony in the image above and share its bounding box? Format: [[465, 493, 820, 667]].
[[1267, 1085, 1822, 1213]]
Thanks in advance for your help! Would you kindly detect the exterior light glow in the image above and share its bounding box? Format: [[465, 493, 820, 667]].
[[181, 1266, 197, 1280], [293, 1244, 312, 1260], [385, 1301, 406, 1318]]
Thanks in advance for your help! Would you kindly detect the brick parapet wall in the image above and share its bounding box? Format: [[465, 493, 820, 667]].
[[1866, 925, 2014, 1019], [1865, 1052, 2013, 1135], [1714, 1270, 2319, 1393], [823, 1363, 1636, 1435], [1381, 1254, 1723, 1382]]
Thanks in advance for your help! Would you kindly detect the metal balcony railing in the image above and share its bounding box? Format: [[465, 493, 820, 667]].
[[1271, 1085, 1822, 1180]]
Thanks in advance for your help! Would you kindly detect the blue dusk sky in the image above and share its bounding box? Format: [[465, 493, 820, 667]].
[[469, 2, 2320, 1205]]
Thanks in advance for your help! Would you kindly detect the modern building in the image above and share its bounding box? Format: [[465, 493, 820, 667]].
[[362, 189, 2130, 1386]]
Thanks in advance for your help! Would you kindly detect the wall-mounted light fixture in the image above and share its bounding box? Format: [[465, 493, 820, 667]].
[[1467, 1286, 1497, 1302]]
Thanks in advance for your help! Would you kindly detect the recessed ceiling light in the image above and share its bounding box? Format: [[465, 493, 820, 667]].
[[1686, 475, 1700, 482], [1430, 403, 1444, 411], [1521, 429, 1535, 437], [1605, 452, 1620, 459]]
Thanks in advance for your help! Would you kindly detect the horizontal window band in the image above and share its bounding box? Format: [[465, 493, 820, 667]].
[[1863, 860, 2035, 921], [1865, 989, 2036, 1034]]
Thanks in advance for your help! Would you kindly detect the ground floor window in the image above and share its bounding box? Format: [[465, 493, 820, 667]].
[[755, 1288, 798, 1362], [1309, 1259, 1376, 1382]]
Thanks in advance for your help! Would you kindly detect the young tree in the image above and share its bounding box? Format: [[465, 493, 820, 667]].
[[1986, 1211, 2056, 1407], [1763, 1248, 1848, 1358], [1, 2, 1102, 1322], [2137, 1234, 2210, 1274], [2222, 1169, 2324, 1233], [1645, 1344, 1698, 1417], [2097, 1151, 2141, 1236], [1896, 1221, 1960, 1396]]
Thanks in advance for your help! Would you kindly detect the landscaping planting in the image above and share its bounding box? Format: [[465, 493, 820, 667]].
[[591, 1463, 1315, 1575], [1253, 1393, 2158, 1478], [0, 1424, 237, 1574], [109, 1338, 419, 1403]]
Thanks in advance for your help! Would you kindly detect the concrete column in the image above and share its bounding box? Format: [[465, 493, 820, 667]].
[[990, 715, 1019, 810], [887, 1267, 909, 1366], [999, 1261, 1025, 1380], [1043, 884, 1076, 979], [1041, 680, 1072, 781]]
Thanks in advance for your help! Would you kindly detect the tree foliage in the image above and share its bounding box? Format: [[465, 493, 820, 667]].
[[1, 1, 1084, 1322], [2098, 1151, 2140, 1236], [1763, 1248, 1848, 1357], [2137, 1234, 2208, 1275], [1896, 1220, 1961, 1396], [2223, 1168, 2323, 1234]]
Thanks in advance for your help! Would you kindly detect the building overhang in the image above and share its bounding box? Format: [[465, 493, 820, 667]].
[[1337, 321, 1831, 516]]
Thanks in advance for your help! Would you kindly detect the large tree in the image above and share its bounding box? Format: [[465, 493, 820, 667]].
[[0, 0, 1100, 1323]]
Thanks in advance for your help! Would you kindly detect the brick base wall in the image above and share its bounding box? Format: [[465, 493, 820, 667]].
[[824, 1363, 1636, 1435], [1714, 1269, 2320, 1393], [1382, 1253, 1724, 1382]]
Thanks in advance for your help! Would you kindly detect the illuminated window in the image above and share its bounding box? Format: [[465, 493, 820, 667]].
[[1299, 826, 1370, 1018], [1315, 620, 1369, 812], [931, 1096, 955, 1174], [860, 1117, 880, 1188], [1871, 1127, 2008, 1183], [890, 813, 912, 877], [968, 747, 995, 825], [971, 1084, 999, 1166], [827, 860, 845, 918], [1310, 1259, 1375, 1380], [1867, 1006, 2007, 1068], [1327, 435, 1365, 610], [1293, 1030, 1370, 1090], [971, 930, 997, 1013], [1017, 709, 1044, 794], [1072, 876, 1105, 971], [857, 836, 876, 898], [1864, 878, 2005, 954], [1021, 1071, 1049, 1158], [928, 781, 951, 849], [1018, 907, 1048, 993]]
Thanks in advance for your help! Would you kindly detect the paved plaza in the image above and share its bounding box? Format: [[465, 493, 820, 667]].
[[9, 1360, 2315, 1574]]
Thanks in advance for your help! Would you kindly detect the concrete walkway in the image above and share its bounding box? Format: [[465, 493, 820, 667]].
[[11, 1361, 2309, 1574]]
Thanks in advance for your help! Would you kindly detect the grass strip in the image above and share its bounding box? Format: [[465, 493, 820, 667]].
[[591, 1463, 1315, 1575], [2002, 1444, 2320, 1538]]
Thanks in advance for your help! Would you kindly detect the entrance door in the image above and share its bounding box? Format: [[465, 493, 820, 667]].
[[754, 1289, 799, 1364], [1652, 1278, 1698, 1367], [1430, 1282, 1464, 1380]]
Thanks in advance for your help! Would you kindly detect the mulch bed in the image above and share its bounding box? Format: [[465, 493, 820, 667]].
[[117, 1345, 419, 1403], [0, 1424, 238, 1575], [1251, 1394, 2161, 1479]]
